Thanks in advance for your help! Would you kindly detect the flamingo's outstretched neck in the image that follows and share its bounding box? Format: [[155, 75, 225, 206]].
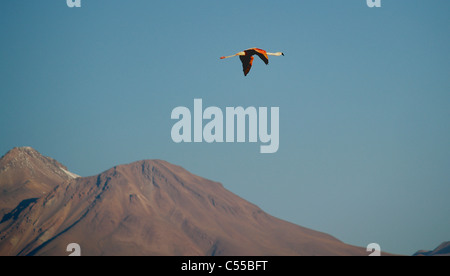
[[266, 52, 284, 56]]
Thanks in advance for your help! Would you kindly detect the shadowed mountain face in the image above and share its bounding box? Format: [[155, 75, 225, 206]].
[[0, 147, 79, 219], [413, 242, 450, 256], [0, 147, 369, 256]]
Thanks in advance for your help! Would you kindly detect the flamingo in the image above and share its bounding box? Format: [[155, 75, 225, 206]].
[[220, 48, 284, 76]]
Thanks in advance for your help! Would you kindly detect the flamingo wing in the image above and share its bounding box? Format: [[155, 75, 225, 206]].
[[240, 55, 254, 76], [252, 48, 269, 65]]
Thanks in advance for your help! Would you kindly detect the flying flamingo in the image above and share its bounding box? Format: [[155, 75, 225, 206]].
[[220, 48, 284, 76]]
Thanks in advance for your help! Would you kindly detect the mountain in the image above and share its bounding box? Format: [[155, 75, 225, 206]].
[[0, 147, 370, 256], [0, 147, 78, 219], [413, 242, 450, 256]]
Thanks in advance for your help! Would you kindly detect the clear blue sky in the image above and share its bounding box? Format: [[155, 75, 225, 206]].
[[1, 0, 449, 255]]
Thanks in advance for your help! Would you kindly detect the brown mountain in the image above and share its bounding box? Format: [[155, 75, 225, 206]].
[[413, 242, 450, 256], [0, 147, 369, 256], [0, 147, 79, 219]]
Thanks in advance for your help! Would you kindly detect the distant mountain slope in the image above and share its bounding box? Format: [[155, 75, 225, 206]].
[[0, 147, 78, 219], [0, 147, 370, 256], [413, 242, 450, 256]]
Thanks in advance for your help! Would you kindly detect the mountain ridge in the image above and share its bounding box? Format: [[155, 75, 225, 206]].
[[0, 147, 78, 219], [0, 147, 372, 256], [413, 241, 450, 256]]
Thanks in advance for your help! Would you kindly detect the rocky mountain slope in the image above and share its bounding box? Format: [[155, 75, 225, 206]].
[[0, 147, 369, 256]]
